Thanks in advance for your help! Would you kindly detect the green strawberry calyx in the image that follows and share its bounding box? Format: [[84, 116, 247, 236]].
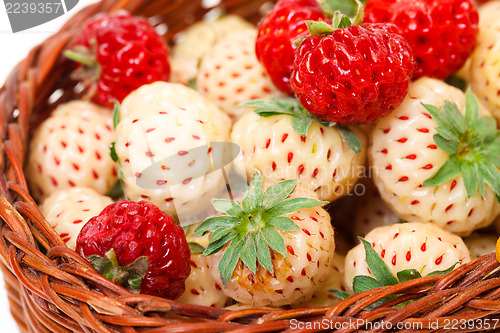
[[331, 238, 458, 308], [301, 0, 364, 44], [422, 90, 500, 199], [242, 97, 362, 154], [193, 172, 327, 287], [87, 249, 148, 294]]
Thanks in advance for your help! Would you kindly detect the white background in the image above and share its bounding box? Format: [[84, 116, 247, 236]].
[[0, 1, 97, 331]]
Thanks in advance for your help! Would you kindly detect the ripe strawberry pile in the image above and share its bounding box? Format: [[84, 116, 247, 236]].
[[26, 0, 500, 308]]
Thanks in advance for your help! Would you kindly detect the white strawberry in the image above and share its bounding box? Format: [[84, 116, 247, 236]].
[[353, 178, 400, 237], [463, 232, 498, 260], [232, 98, 366, 202], [369, 77, 500, 236], [175, 254, 229, 307], [195, 174, 335, 307], [170, 15, 254, 85], [344, 222, 471, 293], [461, 1, 500, 124], [26, 101, 117, 202], [40, 187, 113, 250], [196, 29, 284, 120], [293, 253, 347, 308], [114, 82, 232, 219]]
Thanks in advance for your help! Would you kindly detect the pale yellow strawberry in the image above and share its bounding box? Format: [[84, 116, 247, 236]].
[[369, 78, 499, 236], [175, 254, 229, 307], [292, 253, 347, 308], [462, 1, 500, 124], [40, 187, 113, 250], [198, 177, 335, 308], [115, 82, 232, 219], [170, 15, 254, 85], [344, 222, 471, 292], [27, 101, 117, 202], [196, 29, 284, 120], [232, 111, 366, 202]]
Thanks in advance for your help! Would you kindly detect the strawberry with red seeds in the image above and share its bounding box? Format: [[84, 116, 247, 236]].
[[114, 82, 232, 219], [26, 101, 117, 202], [369, 78, 500, 236], [76, 200, 190, 299], [344, 222, 471, 293], [291, 17, 414, 125], [234, 98, 366, 202], [65, 11, 170, 107], [195, 173, 335, 307], [363, 0, 478, 80], [41, 187, 113, 250], [255, 0, 329, 95], [175, 224, 229, 307], [196, 29, 284, 120], [293, 253, 347, 308]]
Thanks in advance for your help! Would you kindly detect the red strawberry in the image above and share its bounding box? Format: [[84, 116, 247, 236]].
[[76, 201, 190, 299], [65, 11, 170, 107], [291, 21, 414, 125], [255, 0, 328, 95], [363, 0, 478, 80]]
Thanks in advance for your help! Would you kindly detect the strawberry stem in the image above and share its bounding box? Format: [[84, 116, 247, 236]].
[[87, 249, 148, 294], [64, 49, 98, 68]]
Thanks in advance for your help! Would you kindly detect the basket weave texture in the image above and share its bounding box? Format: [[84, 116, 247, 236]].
[[1, 0, 500, 332]]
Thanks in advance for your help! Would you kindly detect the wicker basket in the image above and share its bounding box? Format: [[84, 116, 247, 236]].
[[1, 0, 500, 332]]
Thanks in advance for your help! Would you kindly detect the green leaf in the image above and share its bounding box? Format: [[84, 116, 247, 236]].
[[193, 216, 237, 236], [203, 229, 237, 256], [188, 77, 196, 89], [359, 238, 399, 286], [213, 199, 243, 217], [263, 179, 298, 209], [427, 262, 459, 276], [353, 275, 383, 293], [292, 117, 313, 136], [254, 231, 273, 274], [239, 236, 257, 273], [242, 100, 294, 116], [262, 225, 286, 257], [306, 20, 334, 36], [479, 161, 500, 196], [333, 13, 352, 29], [337, 125, 362, 154], [397, 269, 422, 283], [219, 236, 245, 287], [465, 89, 479, 124], [442, 101, 467, 135], [421, 103, 454, 132], [112, 101, 120, 128], [188, 242, 205, 254], [423, 156, 461, 188], [268, 216, 299, 231], [330, 290, 351, 300], [266, 197, 327, 219], [242, 172, 264, 212], [474, 163, 486, 197], [294, 36, 308, 48], [110, 142, 118, 162], [433, 134, 459, 155], [461, 162, 476, 198], [475, 116, 497, 143]]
